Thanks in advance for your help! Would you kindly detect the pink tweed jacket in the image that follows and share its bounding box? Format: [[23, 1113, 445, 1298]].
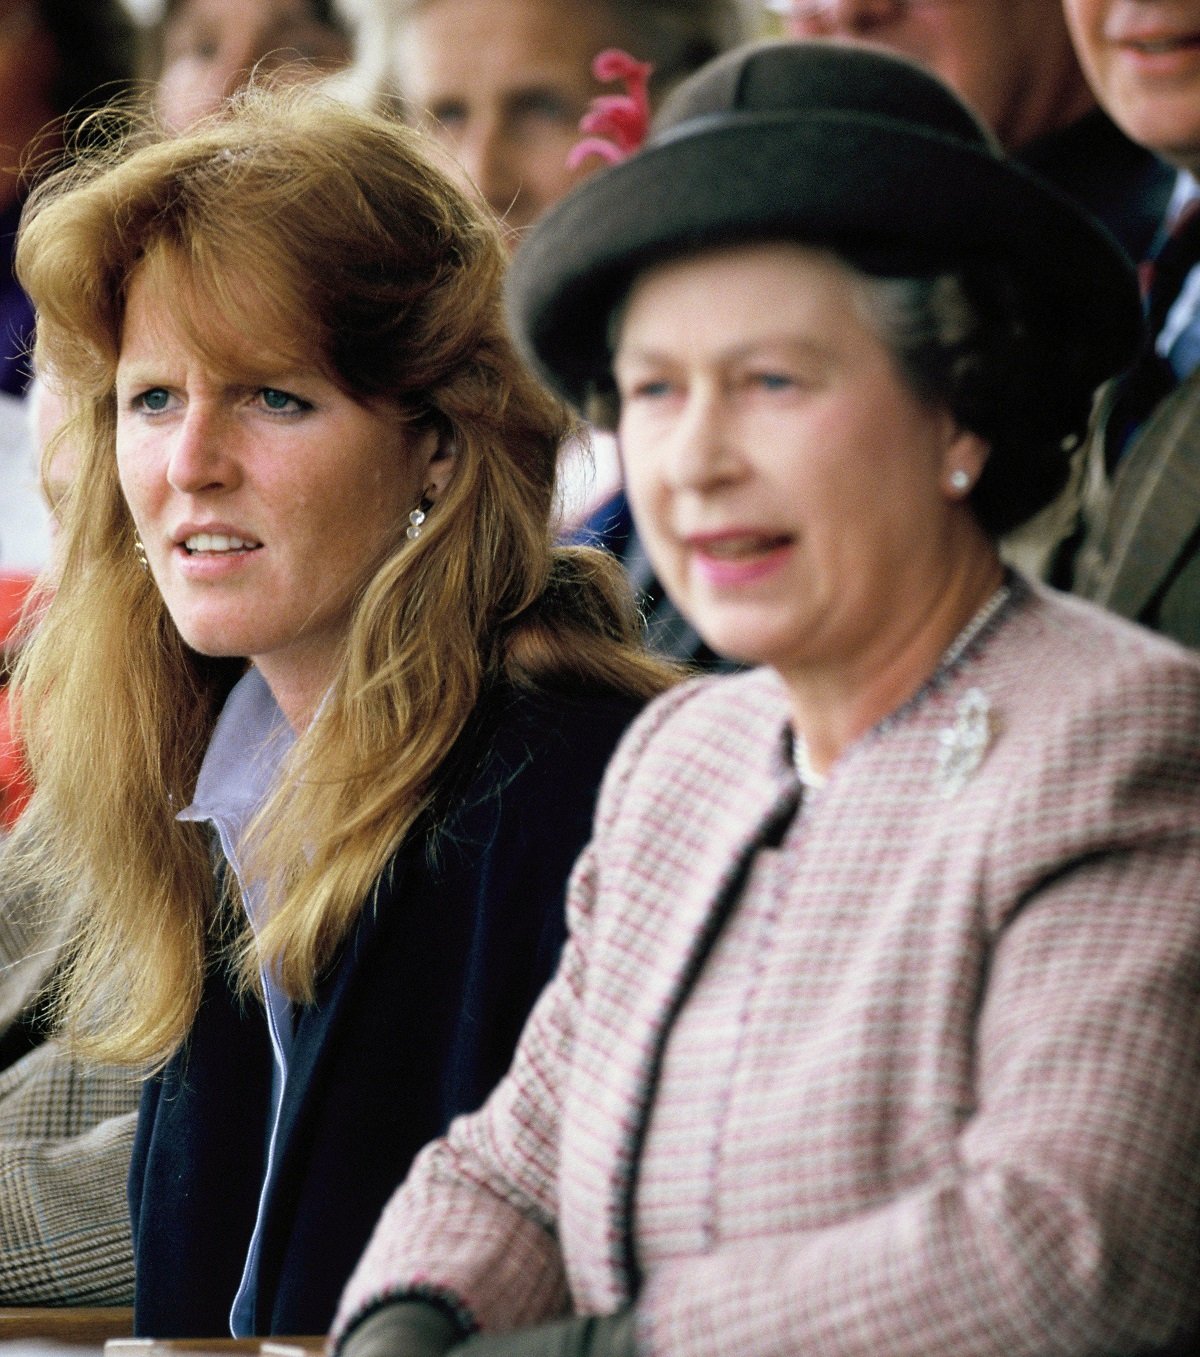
[[336, 580, 1200, 1357]]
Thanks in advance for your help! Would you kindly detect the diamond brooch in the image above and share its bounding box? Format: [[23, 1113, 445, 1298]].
[[935, 688, 994, 798]]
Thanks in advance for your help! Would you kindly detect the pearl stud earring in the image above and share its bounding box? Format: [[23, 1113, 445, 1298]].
[[406, 489, 434, 541]]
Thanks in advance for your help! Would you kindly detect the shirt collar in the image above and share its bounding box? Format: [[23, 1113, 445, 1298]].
[[178, 666, 295, 828], [1166, 169, 1200, 227]]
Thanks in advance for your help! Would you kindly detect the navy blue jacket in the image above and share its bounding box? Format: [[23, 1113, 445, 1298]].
[[128, 683, 645, 1339]]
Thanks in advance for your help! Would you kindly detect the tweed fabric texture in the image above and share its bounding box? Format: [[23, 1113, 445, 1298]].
[[1071, 366, 1200, 648], [0, 843, 138, 1303], [0, 861, 59, 1031], [337, 581, 1200, 1357]]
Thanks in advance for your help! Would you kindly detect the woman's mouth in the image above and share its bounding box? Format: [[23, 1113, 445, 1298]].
[[1109, 20, 1200, 57], [183, 533, 262, 555], [688, 532, 794, 587], [696, 534, 792, 560]]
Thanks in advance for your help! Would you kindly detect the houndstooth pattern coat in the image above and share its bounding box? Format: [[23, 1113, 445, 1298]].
[[337, 579, 1200, 1357], [0, 833, 138, 1304]]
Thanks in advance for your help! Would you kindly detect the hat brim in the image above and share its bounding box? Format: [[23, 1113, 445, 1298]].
[[507, 109, 1143, 413]]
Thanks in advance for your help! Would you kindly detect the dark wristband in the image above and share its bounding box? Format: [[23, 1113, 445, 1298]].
[[337, 1299, 470, 1357], [449, 1309, 637, 1357]]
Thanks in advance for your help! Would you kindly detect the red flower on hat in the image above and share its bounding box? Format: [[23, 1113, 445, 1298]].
[[567, 49, 654, 170]]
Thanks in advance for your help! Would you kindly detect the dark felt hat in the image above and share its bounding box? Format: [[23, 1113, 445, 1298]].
[[505, 39, 1142, 417]]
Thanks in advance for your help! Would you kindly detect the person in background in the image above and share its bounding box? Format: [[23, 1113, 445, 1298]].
[[0, 0, 140, 789], [1057, 0, 1200, 648], [0, 838, 140, 1305], [0, 0, 134, 588], [145, 0, 352, 133], [346, 0, 746, 245], [332, 41, 1200, 1357], [764, 0, 1174, 582], [341, 0, 749, 668], [13, 85, 673, 1337], [0, 373, 140, 1307], [0, 0, 135, 400], [766, 0, 1172, 262]]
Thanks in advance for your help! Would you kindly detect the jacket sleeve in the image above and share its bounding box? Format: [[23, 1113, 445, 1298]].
[[0, 1039, 139, 1303], [332, 834, 598, 1348], [332, 686, 704, 1351], [0, 814, 140, 1304]]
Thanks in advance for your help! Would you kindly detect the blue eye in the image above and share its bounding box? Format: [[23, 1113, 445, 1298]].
[[632, 380, 674, 399], [136, 388, 172, 412], [260, 388, 305, 413]]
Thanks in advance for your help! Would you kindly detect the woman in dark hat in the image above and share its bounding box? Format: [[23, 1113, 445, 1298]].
[[332, 41, 1200, 1357]]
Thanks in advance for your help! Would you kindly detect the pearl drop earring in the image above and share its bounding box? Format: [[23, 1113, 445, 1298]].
[[949, 469, 971, 493]]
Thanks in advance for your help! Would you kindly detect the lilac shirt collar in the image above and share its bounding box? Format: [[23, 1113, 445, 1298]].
[[177, 664, 295, 899]]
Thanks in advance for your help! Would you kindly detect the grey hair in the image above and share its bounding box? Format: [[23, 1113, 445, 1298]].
[[849, 273, 979, 405], [846, 265, 1084, 537]]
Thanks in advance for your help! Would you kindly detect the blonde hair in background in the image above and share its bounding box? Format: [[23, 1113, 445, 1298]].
[[13, 86, 675, 1070]]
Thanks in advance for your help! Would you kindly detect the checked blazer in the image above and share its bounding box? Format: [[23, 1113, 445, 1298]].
[[0, 836, 138, 1304], [338, 579, 1200, 1357]]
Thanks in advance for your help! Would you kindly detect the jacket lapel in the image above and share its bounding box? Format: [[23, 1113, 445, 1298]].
[[250, 853, 409, 1330], [1094, 372, 1200, 620], [560, 692, 801, 1307]]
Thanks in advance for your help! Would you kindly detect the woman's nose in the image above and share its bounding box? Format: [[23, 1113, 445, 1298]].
[[663, 390, 746, 492], [166, 406, 238, 495]]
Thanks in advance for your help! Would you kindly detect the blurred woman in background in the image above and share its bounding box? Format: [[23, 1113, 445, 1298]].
[[146, 0, 352, 132]]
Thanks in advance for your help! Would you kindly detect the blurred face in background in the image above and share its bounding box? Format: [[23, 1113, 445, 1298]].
[[0, 0, 61, 210], [391, 0, 624, 242], [1064, 0, 1200, 170], [155, 0, 351, 132], [772, 0, 1095, 150]]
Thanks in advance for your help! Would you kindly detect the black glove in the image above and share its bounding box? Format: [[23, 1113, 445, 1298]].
[[449, 1310, 638, 1357], [337, 1299, 469, 1357]]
